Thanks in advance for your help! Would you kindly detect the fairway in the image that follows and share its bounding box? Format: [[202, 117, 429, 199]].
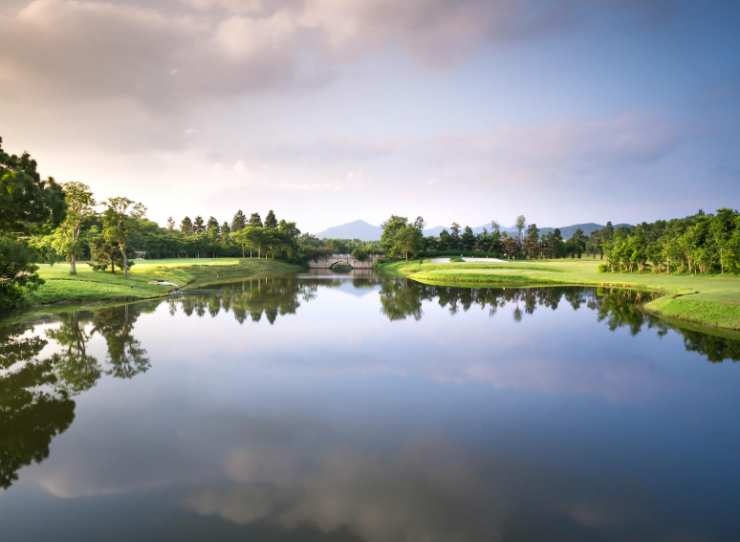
[[29, 258, 300, 306], [384, 259, 740, 332]]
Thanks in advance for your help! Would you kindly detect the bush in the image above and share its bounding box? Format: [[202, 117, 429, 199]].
[[449, 256, 465, 263], [0, 236, 43, 311]]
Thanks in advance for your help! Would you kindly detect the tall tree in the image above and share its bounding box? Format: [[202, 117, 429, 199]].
[[101, 197, 146, 279], [52, 182, 95, 275], [516, 215, 526, 246], [231, 210, 246, 232], [524, 223, 540, 258], [248, 212, 263, 228], [380, 215, 409, 254], [449, 222, 461, 251], [264, 210, 278, 229], [180, 216, 193, 234], [0, 138, 66, 310], [166, 217, 175, 231], [461, 226, 476, 252], [193, 216, 205, 233]]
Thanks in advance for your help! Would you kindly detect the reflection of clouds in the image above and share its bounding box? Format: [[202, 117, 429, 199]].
[[459, 356, 661, 402], [138, 291, 667, 404], [185, 438, 493, 542]]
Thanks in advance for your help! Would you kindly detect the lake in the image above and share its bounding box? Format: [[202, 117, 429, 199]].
[[2, 273, 740, 541]]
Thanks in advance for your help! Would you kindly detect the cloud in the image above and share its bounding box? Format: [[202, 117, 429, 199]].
[[0, 0, 673, 109]]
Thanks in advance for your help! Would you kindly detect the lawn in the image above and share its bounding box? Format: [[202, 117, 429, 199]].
[[28, 258, 301, 306], [383, 259, 740, 332]]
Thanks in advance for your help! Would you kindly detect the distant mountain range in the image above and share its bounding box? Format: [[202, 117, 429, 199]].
[[314, 220, 628, 241]]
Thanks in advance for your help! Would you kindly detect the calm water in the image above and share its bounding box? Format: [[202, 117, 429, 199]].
[[2, 273, 740, 541]]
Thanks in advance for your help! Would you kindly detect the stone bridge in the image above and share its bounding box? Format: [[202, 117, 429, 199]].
[[308, 253, 381, 270]]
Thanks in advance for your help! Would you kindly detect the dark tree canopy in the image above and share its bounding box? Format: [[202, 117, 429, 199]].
[[0, 137, 65, 234]]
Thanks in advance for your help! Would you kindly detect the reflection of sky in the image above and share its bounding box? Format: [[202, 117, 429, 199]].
[[3, 281, 740, 541]]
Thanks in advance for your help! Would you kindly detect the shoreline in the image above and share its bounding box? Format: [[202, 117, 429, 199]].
[[380, 259, 740, 335], [2, 258, 302, 325]]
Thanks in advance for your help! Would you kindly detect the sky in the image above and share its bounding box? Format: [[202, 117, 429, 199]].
[[1, 0, 739, 233]]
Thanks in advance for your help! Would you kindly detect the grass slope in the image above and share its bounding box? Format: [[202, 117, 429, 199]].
[[28, 258, 301, 306], [383, 259, 740, 332]]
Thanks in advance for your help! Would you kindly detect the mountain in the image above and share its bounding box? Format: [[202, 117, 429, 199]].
[[314, 220, 382, 241], [315, 220, 630, 241], [315, 221, 454, 241]]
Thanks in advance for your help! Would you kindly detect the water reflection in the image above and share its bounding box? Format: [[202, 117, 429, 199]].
[[1, 276, 739, 541], [0, 324, 75, 490], [0, 304, 151, 489], [379, 279, 740, 362], [167, 276, 317, 324]]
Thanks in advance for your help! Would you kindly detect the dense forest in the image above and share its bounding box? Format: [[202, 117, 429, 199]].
[[602, 210, 740, 274]]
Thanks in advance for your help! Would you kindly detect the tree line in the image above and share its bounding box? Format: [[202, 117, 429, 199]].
[[379, 214, 614, 260], [602, 209, 739, 274], [379, 211, 739, 274]]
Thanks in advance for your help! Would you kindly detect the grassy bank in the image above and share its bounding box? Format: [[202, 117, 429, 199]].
[[26, 258, 301, 307], [382, 259, 740, 332]]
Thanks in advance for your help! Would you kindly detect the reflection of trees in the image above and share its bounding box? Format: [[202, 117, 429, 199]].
[[378, 279, 740, 363], [0, 304, 151, 490], [681, 329, 740, 363], [0, 324, 74, 489], [47, 312, 101, 394], [93, 305, 150, 379], [379, 279, 423, 321], [168, 277, 319, 325]]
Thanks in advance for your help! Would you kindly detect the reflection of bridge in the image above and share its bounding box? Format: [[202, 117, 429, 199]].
[[308, 253, 380, 270]]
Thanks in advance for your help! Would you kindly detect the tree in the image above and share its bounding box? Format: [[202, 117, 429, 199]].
[[438, 229, 451, 251], [0, 137, 66, 234], [248, 212, 263, 228], [193, 216, 205, 233], [0, 237, 43, 311], [381, 215, 424, 260], [180, 216, 193, 234], [395, 223, 424, 260], [264, 210, 278, 229], [231, 210, 246, 232], [568, 228, 587, 258], [166, 217, 175, 231], [461, 226, 476, 252], [52, 182, 95, 275], [380, 215, 409, 254], [101, 197, 146, 278], [0, 138, 66, 310], [524, 223, 540, 258], [207, 217, 220, 235], [243, 225, 265, 258], [516, 215, 526, 246], [449, 222, 461, 251]]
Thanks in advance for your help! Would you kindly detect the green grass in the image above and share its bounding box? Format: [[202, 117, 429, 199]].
[[382, 259, 740, 332], [27, 258, 301, 307]]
